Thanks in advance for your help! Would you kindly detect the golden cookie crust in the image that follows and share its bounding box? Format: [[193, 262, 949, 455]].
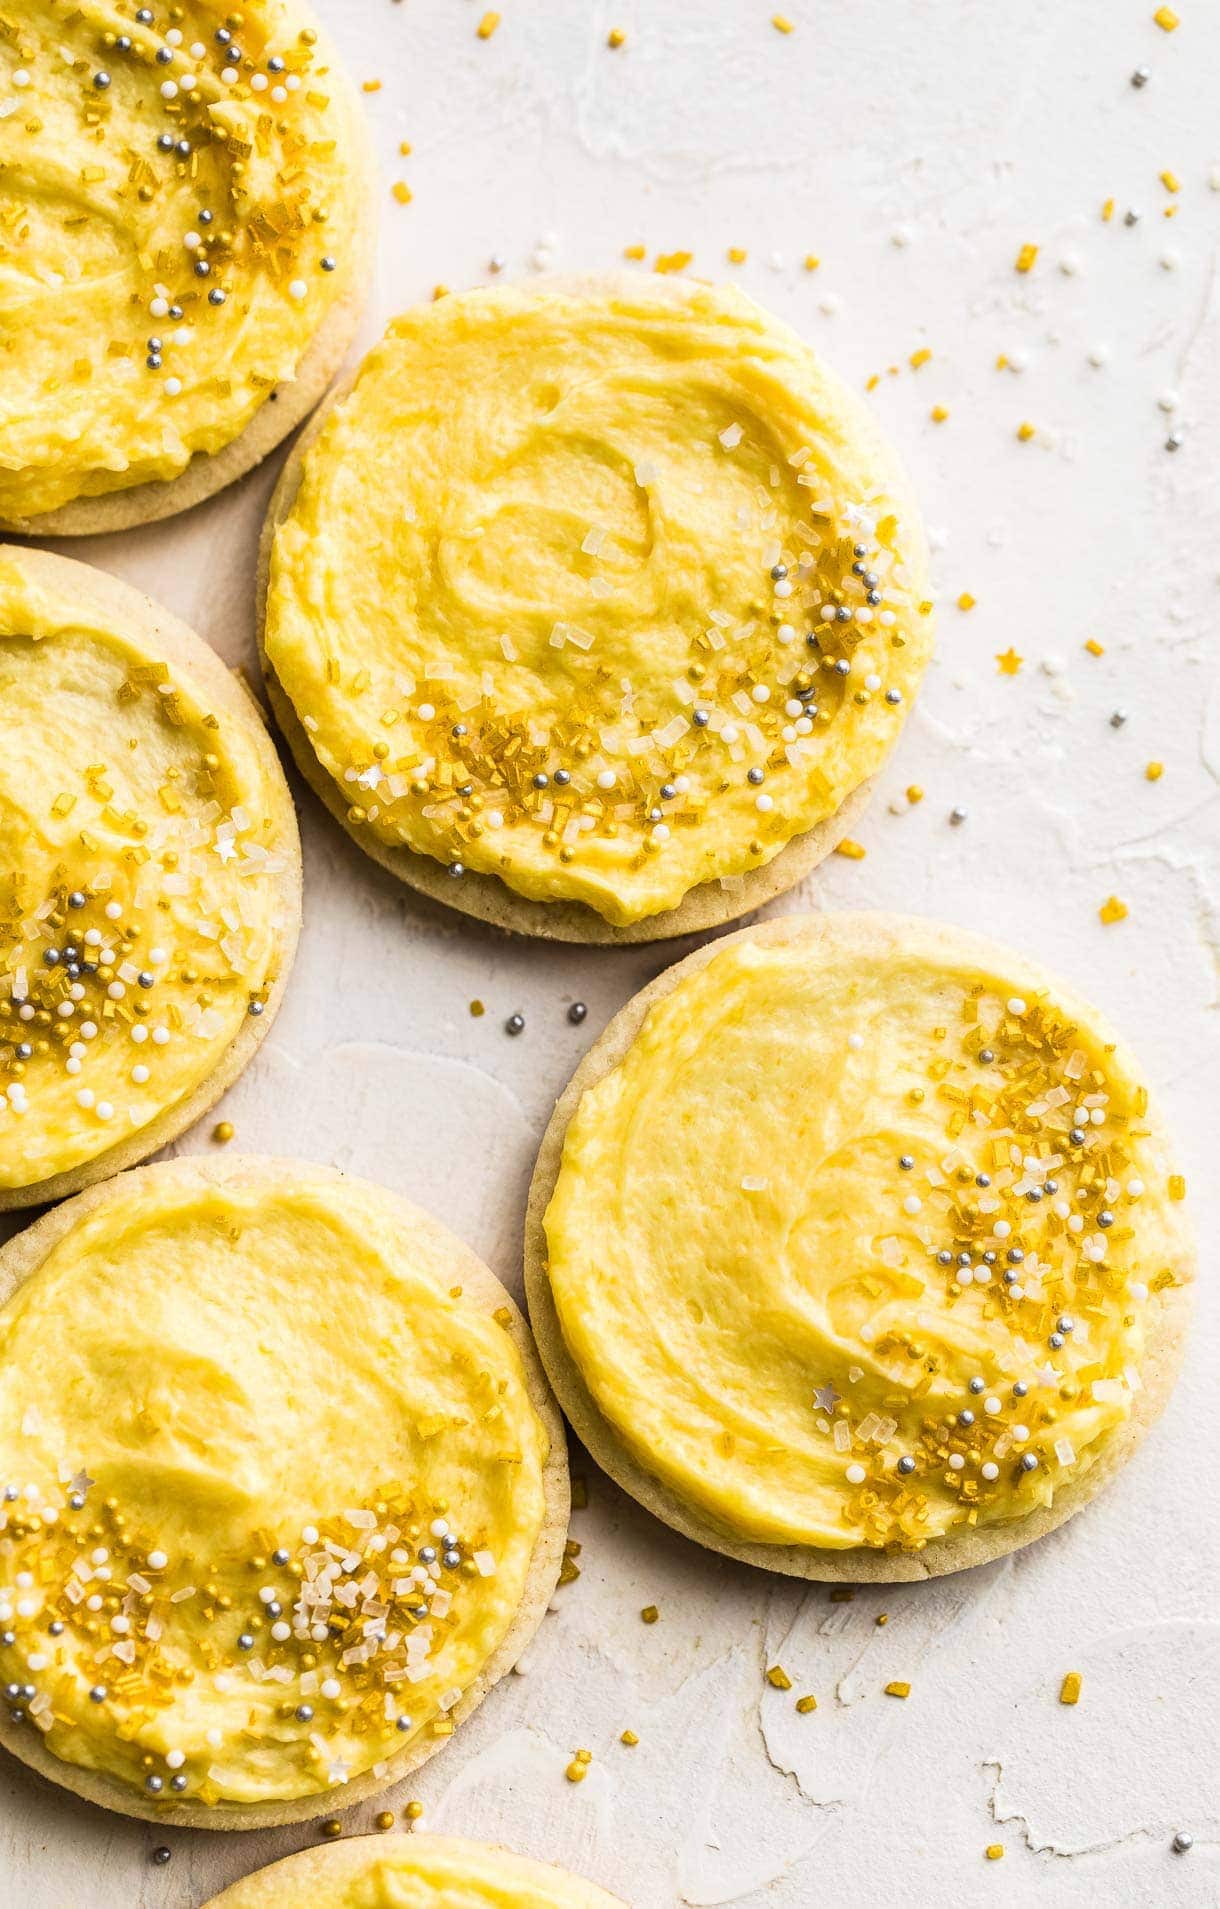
[[0, 4, 376, 540], [524, 911, 1193, 1582], [256, 273, 928, 944], [201, 1832, 626, 1907], [0, 1155, 571, 1828], [0, 545, 301, 1211]]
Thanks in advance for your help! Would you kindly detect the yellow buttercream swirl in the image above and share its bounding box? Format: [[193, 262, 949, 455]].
[[265, 281, 932, 923], [0, 562, 290, 1190], [0, 0, 360, 519], [0, 1172, 549, 1805], [544, 926, 1185, 1551]]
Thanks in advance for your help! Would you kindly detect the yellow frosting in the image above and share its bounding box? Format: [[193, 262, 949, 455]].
[[0, 1171, 549, 1805], [0, 562, 291, 1191], [544, 926, 1186, 1552], [211, 1835, 619, 1908], [0, 0, 361, 520], [264, 280, 932, 924]]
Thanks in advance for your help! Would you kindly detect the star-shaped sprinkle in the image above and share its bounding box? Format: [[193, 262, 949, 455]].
[[813, 1383, 842, 1413], [995, 647, 1024, 675], [70, 1469, 94, 1496], [327, 1758, 350, 1785]]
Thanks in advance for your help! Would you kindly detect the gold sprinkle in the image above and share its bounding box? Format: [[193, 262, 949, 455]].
[[623, 243, 646, 260], [469, 999, 485, 1017], [803, 253, 820, 271], [835, 838, 866, 860], [766, 1665, 793, 1690], [930, 404, 950, 423], [640, 1604, 659, 1624], [727, 246, 748, 264], [1101, 197, 1115, 222], [212, 1120, 235, 1144], [884, 1680, 911, 1699], [404, 1801, 424, 1822], [1145, 760, 1164, 781], [375, 1810, 395, 1831], [772, 13, 795, 31], [608, 27, 626, 47], [477, 11, 501, 38], [1059, 1670, 1082, 1705], [654, 249, 693, 274], [1161, 169, 1181, 192], [1153, 5, 1179, 30], [795, 1693, 818, 1713], [1085, 637, 1105, 656], [1015, 242, 1039, 273], [986, 1844, 1005, 1861], [399, 140, 413, 156], [1168, 1174, 1187, 1201], [957, 592, 976, 612], [1016, 420, 1036, 441], [1099, 896, 1128, 925], [909, 347, 932, 369], [362, 78, 382, 93], [620, 1728, 639, 1745], [392, 181, 413, 205], [320, 1818, 343, 1838], [906, 784, 924, 805], [996, 648, 1023, 676]]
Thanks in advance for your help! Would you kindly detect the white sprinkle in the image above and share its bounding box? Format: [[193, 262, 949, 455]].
[[845, 1463, 866, 1485], [847, 1032, 863, 1051], [164, 377, 182, 397], [12, 70, 30, 89], [948, 1453, 965, 1471], [160, 79, 178, 99], [1007, 997, 1027, 1016], [320, 1677, 340, 1700], [754, 793, 773, 812], [902, 1193, 922, 1216], [288, 278, 308, 301], [981, 1461, 1000, 1481], [147, 1551, 167, 1570], [983, 1396, 1001, 1416]]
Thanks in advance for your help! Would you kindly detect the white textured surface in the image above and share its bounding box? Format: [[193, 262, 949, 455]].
[[5, 1, 1219, 1903]]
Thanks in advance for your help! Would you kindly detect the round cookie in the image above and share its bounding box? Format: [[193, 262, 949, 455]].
[[257, 274, 932, 943], [0, 1155, 569, 1828], [203, 1832, 625, 1908], [0, 1, 376, 536], [526, 913, 1193, 1582], [0, 545, 300, 1209]]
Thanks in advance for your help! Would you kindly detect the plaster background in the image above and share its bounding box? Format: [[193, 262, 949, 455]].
[[3, 1, 1218, 1903]]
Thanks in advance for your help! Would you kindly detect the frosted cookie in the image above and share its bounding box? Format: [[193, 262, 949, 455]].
[[0, 1157, 568, 1826], [526, 914, 1192, 1580], [0, 0, 374, 534], [204, 1833, 625, 1907], [0, 546, 299, 1210], [259, 276, 932, 942]]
